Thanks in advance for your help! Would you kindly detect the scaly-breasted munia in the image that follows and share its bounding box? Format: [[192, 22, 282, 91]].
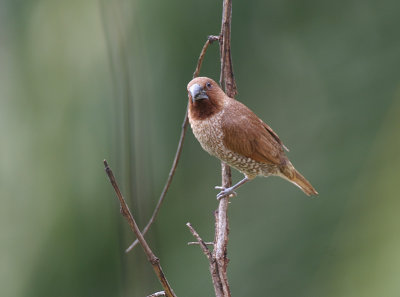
[[187, 77, 318, 199]]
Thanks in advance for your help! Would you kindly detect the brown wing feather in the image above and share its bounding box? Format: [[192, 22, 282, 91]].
[[221, 99, 286, 165]]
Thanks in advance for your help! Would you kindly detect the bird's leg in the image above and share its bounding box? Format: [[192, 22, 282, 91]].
[[215, 176, 250, 200]]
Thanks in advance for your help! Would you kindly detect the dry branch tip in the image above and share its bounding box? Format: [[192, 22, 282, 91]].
[[147, 291, 166, 297]]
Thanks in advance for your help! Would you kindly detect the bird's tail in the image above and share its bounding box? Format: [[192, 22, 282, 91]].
[[280, 165, 318, 196]]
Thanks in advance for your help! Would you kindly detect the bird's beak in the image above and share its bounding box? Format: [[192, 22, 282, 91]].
[[189, 83, 209, 103]]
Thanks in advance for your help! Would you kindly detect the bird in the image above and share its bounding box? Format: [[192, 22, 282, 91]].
[[187, 77, 318, 199]]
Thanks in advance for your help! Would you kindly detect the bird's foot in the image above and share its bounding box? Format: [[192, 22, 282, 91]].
[[215, 186, 237, 200]]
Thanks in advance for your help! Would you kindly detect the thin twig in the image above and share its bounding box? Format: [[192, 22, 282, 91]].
[[104, 160, 177, 297], [187, 241, 214, 246], [126, 35, 219, 253], [186, 223, 212, 260], [193, 35, 220, 78], [147, 292, 166, 297], [126, 110, 189, 252]]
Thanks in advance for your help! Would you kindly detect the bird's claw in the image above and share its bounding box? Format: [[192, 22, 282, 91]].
[[215, 186, 237, 200]]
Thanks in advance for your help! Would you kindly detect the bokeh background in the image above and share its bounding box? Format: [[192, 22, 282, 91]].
[[1, 0, 400, 296]]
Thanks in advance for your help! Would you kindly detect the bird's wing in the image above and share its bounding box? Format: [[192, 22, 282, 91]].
[[221, 100, 286, 165]]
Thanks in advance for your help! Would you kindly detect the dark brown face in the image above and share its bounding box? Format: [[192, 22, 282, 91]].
[[187, 77, 224, 120], [187, 78, 215, 102]]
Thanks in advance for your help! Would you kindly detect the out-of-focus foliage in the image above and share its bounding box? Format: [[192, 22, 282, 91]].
[[1, 0, 400, 296]]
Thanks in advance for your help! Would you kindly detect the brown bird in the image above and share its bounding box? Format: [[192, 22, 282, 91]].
[[187, 77, 318, 199]]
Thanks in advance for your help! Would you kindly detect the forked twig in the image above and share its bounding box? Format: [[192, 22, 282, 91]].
[[186, 223, 212, 260], [104, 160, 177, 297], [126, 35, 220, 253], [186, 223, 223, 296]]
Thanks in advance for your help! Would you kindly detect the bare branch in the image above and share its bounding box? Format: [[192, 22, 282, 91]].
[[104, 160, 177, 297], [213, 0, 236, 296], [147, 292, 166, 297], [219, 0, 237, 98], [213, 191, 231, 297], [186, 223, 212, 260], [126, 110, 189, 252], [193, 35, 220, 78], [126, 35, 219, 253], [187, 242, 214, 246]]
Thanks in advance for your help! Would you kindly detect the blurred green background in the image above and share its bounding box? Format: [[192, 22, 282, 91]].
[[1, 0, 400, 296]]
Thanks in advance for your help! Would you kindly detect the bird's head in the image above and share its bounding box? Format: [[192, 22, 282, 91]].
[[187, 77, 225, 120], [187, 77, 224, 104]]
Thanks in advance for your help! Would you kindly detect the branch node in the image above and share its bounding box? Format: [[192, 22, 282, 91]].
[[186, 222, 212, 260], [208, 35, 221, 43], [150, 256, 161, 266]]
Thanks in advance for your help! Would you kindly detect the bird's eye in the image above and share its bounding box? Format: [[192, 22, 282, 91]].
[[206, 82, 212, 88]]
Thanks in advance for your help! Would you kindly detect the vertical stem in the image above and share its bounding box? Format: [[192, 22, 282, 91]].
[[219, 0, 237, 98], [213, 0, 236, 296]]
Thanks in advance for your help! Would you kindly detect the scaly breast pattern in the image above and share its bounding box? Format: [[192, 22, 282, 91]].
[[190, 111, 225, 158]]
